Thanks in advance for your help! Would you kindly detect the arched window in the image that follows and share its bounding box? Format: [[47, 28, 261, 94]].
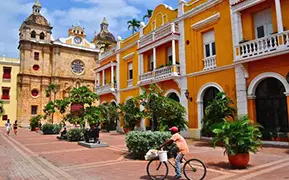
[[31, 31, 36, 39], [167, 92, 180, 102], [203, 87, 219, 115], [40, 32, 45, 40]]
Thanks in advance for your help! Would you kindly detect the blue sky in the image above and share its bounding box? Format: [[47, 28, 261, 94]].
[[0, 0, 177, 58]]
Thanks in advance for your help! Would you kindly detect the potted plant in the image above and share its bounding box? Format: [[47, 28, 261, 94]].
[[212, 116, 262, 168], [119, 98, 143, 134], [30, 115, 42, 131]]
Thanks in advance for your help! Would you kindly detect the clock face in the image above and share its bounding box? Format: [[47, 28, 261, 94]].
[[74, 37, 82, 44]]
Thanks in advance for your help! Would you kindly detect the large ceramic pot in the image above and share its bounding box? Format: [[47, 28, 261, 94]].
[[228, 153, 250, 168], [123, 127, 131, 134]]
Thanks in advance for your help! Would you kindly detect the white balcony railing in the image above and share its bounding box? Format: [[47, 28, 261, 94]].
[[203, 55, 217, 71], [139, 65, 180, 84], [127, 79, 133, 87], [99, 47, 116, 60], [95, 83, 116, 95], [235, 31, 289, 61], [140, 71, 154, 81], [138, 23, 179, 49]]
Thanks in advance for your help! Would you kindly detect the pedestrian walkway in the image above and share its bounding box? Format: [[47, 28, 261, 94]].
[[1, 128, 289, 180]]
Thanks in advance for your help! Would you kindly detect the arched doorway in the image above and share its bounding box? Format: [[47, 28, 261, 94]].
[[109, 101, 118, 131], [167, 92, 180, 102], [255, 78, 289, 138], [203, 87, 219, 116]]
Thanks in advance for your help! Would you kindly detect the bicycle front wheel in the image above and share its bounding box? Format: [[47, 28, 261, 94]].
[[183, 159, 206, 180], [146, 159, 169, 180]]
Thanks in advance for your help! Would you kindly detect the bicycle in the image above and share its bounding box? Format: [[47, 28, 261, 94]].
[[146, 150, 206, 180]]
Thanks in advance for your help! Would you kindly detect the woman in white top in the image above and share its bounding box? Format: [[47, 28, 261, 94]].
[[5, 119, 11, 136]]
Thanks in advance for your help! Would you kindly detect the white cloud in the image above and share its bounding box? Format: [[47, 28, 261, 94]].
[[0, 0, 175, 58]]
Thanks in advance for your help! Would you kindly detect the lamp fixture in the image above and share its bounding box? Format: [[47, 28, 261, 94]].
[[185, 89, 193, 102]]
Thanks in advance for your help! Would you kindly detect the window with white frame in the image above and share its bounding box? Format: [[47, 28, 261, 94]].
[[149, 54, 154, 71], [128, 62, 133, 80], [203, 30, 216, 58], [254, 9, 273, 39], [167, 46, 172, 65]]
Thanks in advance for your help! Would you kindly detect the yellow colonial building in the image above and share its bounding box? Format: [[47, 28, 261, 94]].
[[0, 56, 20, 126], [95, 0, 289, 139]]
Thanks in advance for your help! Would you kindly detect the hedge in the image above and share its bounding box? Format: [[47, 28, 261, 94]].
[[125, 131, 172, 159], [42, 124, 61, 135], [67, 128, 84, 142]]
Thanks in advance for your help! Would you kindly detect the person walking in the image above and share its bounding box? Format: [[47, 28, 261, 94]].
[[5, 119, 11, 136], [13, 120, 18, 136]]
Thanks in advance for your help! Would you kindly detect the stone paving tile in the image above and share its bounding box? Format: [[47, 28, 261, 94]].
[[26, 141, 83, 153], [0, 135, 49, 180], [252, 164, 289, 180], [42, 148, 125, 167], [3, 128, 289, 180]]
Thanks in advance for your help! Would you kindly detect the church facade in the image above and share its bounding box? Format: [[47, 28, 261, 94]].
[[17, 0, 116, 126]]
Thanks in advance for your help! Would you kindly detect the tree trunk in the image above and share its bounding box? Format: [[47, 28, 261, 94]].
[[52, 92, 56, 124]]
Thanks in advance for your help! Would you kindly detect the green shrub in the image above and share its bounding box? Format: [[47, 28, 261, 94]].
[[42, 123, 61, 135], [67, 128, 84, 142], [30, 115, 42, 131], [125, 131, 172, 159]]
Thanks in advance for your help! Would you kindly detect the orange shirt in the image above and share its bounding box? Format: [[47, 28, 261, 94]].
[[170, 133, 189, 155]]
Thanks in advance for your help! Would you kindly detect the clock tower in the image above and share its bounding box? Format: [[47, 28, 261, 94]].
[[17, 1, 100, 127]]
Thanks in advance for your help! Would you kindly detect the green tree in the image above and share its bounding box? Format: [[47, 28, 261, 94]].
[[202, 92, 236, 137], [63, 86, 99, 129], [143, 9, 153, 22], [119, 98, 143, 130], [0, 100, 4, 116], [98, 103, 119, 132], [83, 106, 103, 127], [43, 101, 55, 121], [136, 84, 187, 131], [44, 83, 58, 124], [69, 86, 98, 105], [127, 19, 141, 34]]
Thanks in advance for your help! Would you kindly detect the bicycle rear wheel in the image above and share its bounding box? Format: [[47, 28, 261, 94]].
[[183, 159, 206, 180], [146, 159, 169, 180]]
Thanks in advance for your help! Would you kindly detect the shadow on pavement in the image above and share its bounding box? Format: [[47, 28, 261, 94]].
[[139, 175, 186, 180], [206, 161, 253, 170]]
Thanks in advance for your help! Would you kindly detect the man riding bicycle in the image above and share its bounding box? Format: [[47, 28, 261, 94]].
[[158, 126, 189, 179]]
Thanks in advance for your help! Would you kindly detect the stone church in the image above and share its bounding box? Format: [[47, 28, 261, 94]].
[[17, 0, 116, 126]]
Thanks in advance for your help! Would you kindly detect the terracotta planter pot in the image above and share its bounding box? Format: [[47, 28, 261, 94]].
[[228, 153, 250, 168], [123, 127, 131, 134]]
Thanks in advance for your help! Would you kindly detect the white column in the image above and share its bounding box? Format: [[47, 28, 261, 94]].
[[97, 73, 100, 86], [102, 70, 105, 85], [235, 65, 248, 116], [172, 40, 176, 65], [230, 10, 243, 60], [153, 48, 156, 69], [94, 72, 97, 87], [177, 0, 185, 17], [275, 0, 283, 33], [111, 65, 114, 83], [111, 64, 114, 90]]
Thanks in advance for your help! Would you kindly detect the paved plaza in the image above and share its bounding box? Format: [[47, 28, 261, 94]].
[[1, 128, 289, 180]]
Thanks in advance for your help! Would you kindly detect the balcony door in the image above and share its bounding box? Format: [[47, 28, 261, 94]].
[[254, 9, 273, 38]]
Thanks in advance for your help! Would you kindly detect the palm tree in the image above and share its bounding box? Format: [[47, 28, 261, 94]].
[[143, 9, 153, 22], [127, 19, 141, 34], [45, 83, 58, 124]]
